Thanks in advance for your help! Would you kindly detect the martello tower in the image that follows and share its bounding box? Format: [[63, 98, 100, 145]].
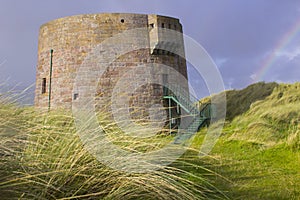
[[35, 13, 188, 124]]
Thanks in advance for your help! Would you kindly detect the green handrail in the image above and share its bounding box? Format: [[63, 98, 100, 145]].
[[163, 84, 213, 134]]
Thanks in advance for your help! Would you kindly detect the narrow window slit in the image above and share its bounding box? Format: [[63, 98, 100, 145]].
[[42, 78, 46, 94], [74, 93, 79, 100]]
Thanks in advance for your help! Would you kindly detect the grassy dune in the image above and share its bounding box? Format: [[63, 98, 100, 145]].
[[193, 82, 300, 199], [0, 82, 299, 199], [0, 103, 223, 199]]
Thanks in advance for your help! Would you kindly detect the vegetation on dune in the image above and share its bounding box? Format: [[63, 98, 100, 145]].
[[194, 82, 300, 199], [0, 102, 223, 199], [200, 81, 278, 121], [225, 82, 278, 121], [1, 81, 299, 199], [228, 82, 300, 147]]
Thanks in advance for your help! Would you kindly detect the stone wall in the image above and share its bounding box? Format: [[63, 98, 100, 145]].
[[34, 13, 188, 123]]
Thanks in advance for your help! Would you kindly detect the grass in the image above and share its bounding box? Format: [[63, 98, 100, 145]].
[[197, 138, 300, 199], [192, 82, 300, 199], [0, 102, 223, 199], [200, 82, 278, 121], [1, 81, 299, 199]]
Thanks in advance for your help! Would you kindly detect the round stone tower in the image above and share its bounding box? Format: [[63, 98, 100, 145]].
[[34, 13, 188, 124]]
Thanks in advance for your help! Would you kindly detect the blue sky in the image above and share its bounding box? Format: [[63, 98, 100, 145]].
[[1, 0, 300, 98]]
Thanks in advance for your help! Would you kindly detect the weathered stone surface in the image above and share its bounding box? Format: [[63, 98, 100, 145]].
[[35, 13, 188, 122]]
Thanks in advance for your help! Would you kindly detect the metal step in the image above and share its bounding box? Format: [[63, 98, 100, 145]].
[[163, 84, 212, 136]]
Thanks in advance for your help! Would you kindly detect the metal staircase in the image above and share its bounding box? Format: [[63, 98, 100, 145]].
[[162, 84, 213, 142]]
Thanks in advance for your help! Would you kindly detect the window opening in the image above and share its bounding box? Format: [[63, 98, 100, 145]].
[[73, 93, 79, 100], [42, 78, 46, 94]]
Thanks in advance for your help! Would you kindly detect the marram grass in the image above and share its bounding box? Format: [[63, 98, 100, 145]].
[[3, 81, 299, 199], [198, 82, 300, 199], [0, 101, 224, 199]]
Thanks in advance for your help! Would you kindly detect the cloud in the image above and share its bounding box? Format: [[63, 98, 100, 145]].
[[274, 47, 300, 61], [250, 73, 257, 81], [260, 50, 300, 83], [1, 0, 300, 92]]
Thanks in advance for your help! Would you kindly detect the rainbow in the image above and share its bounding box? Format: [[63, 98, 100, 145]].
[[254, 19, 300, 82]]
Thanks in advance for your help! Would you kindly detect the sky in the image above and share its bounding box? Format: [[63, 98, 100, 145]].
[[1, 0, 300, 99]]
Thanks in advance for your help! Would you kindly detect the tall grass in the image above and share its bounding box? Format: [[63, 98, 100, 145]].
[[227, 82, 300, 147], [0, 96, 224, 199], [4, 81, 298, 199], [196, 82, 300, 199]]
